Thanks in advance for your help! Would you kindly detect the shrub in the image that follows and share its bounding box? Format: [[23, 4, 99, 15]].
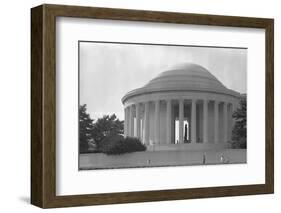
[[99, 134, 123, 153], [230, 138, 247, 149], [99, 134, 146, 155]]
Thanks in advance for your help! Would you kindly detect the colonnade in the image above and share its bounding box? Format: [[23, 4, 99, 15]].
[[124, 99, 235, 146]]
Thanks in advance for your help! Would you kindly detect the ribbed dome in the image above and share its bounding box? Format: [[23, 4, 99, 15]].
[[122, 63, 240, 103]]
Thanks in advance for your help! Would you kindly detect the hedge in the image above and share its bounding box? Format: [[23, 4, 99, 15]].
[[99, 134, 146, 155]]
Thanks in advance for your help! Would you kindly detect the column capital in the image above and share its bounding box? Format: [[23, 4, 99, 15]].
[[128, 103, 136, 109], [178, 99, 184, 104]]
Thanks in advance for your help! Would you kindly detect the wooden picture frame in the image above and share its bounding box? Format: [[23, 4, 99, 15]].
[[31, 4, 274, 208]]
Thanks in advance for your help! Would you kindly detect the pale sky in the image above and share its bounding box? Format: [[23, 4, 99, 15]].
[[79, 42, 247, 121]]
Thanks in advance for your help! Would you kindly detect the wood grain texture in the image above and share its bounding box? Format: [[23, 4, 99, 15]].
[[31, 4, 274, 208], [265, 20, 274, 193], [31, 5, 43, 207]]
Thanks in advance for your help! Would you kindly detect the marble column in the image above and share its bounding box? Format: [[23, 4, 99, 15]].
[[166, 99, 172, 144], [229, 103, 234, 141], [144, 102, 150, 145], [179, 99, 184, 144], [124, 107, 128, 137], [214, 101, 219, 143], [203, 99, 208, 143], [154, 100, 160, 144], [135, 103, 141, 138], [191, 99, 197, 143], [223, 102, 228, 143], [129, 105, 134, 137], [127, 106, 130, 137]]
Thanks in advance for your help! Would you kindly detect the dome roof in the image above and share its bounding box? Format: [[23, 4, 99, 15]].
[[122, 63, 240, 103]]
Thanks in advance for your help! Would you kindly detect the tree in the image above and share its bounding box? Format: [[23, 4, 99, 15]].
[[79, 104, 94, 153], [231, 97, 247, 149], [92, 114, 124, 150]]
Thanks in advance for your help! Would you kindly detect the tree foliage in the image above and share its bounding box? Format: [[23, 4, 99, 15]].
[[231, 98, 247, 149], [92, 114, 124, 150], [79, 105, 125, 153], [79, 104, 94, 153]]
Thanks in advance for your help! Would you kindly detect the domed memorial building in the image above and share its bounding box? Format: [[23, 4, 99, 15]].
[[121, 63, 242, 151]]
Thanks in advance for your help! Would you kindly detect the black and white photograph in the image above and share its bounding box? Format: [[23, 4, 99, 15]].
[[27, 2, 274, 209], [78, 41, 247, 170]]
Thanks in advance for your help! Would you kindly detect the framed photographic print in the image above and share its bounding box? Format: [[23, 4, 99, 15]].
[[31, 4, 274, 208]]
